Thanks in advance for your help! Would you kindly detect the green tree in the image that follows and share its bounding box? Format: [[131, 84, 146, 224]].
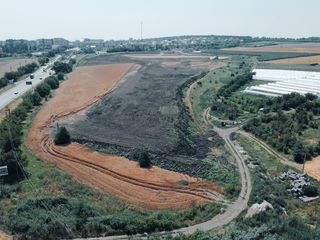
[[35, 82, 51, 98], [54, 126, 71, 145], [132, 150, 151, 168], [292, 142, 307, 163]]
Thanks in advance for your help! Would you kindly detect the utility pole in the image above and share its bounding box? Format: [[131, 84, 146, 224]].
[[302, 152, 306, 173], [140, 21, 143, 40]]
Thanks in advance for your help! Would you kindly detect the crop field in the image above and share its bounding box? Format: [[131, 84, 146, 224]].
[[266, 55, 320, 65], [224, 43, 320, 53], [244, 69, 320, 97], [26, 54, 225, 210], [0, 57, 35, 78], [207, 49, 319, 62]]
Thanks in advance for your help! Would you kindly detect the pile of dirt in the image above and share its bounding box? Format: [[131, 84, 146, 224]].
[[26, 61, 223, 210]]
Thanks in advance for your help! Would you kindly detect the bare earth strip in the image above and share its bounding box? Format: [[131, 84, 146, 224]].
[[0, 230, 12, 240], [266, 55, 320, 64], [26, 63, 223, 210], [305, 156, 320, 181], [184, 61, 227, 133], [223, 43, 320, 53]]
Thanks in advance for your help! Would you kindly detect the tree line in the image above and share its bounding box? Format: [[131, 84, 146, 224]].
[[0, 59, 76, 182]]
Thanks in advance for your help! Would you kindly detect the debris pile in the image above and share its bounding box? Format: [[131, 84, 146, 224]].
[[278, 170, 310, 197], [245, 200, 273, 218]]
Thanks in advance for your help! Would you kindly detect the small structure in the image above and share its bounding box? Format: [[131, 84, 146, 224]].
[[299, 196, 319, 203]]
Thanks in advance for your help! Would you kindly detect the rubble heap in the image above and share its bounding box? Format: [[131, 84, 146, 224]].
[[278, 170, 310, 197]]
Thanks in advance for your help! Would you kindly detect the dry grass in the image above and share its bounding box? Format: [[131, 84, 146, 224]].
[[0, 58, 36, 78], [224, 43, 320, 53], [305, 156, 320, 181], [266, 55, 320, 64]]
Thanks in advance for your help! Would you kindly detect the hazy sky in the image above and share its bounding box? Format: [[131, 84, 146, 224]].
[[1, 0, 320, 40]]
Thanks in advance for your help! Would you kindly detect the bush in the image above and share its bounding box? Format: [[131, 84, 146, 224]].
[[36, 82, 51, 98], [54, 126, 71, 145], [303, 185, 319, 197], [57, 73, 65, 80], [52, 61, 72, 74], [45, 76, 59, 89], [132, 149, 151, 168]]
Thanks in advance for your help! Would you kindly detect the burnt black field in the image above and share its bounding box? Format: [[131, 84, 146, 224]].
[[65, 54, 223, 177]]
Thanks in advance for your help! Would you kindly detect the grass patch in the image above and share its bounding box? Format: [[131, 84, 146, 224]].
[[236, 132, 320, 225], [178, 180, 189, 186]]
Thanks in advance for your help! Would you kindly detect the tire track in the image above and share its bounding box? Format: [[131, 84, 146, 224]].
[[41, 135, 223, 201]]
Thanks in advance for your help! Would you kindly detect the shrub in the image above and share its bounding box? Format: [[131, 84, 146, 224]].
[[132, 149, 151, 168], [36, 82, 51, 98], [45, 76, 59, 89], [54, 126, 71, 145], [57, 73, 65, 80], [52, 61, 72, 74], [303, 185, 319, 197]]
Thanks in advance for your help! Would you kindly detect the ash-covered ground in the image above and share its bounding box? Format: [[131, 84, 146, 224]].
[[65, 54, 223, 177]]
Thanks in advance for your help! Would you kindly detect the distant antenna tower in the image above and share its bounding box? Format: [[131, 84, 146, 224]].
[[140, 21, 143, 40]]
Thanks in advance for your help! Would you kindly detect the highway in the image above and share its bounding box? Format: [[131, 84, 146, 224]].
[[0, 55, 61, 110]]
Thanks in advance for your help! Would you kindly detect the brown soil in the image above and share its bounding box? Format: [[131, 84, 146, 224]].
[[191, 61, 219, 69], [0, 58, 35, 78], [266, 55, 320, 64], [0, 231, 12, 240], [26, 63, 223, 210], [305, 156, 320, 181], [162, 61, 179, 68], [184, 62, 226, 133], [224, 43, 320, 53], [185, 80, 203, 132]]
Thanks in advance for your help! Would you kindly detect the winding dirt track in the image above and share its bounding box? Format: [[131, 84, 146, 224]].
[[26, 63, 223, 210]]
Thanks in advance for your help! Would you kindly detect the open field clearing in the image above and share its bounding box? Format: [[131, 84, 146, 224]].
[[26, 60, 223, 209], [244, 69, 320, 97], [124, 53, 214, 59], [0, 57, 35, 78], [224, 43, 320, 53], [71, 54, 225, 178], [266, 55, 320, 64], [305, 156, 320, 181], [0, 230, 12, 240]]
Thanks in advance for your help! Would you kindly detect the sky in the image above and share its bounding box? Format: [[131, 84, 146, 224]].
[[1, 0, 320, 41]]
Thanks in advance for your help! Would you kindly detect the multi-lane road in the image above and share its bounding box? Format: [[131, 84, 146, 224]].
[[0, 55, 61, 110]]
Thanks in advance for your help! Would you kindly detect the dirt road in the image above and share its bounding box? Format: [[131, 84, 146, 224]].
[[238, 130, 302, 170], [183, 61, 226, 133]]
